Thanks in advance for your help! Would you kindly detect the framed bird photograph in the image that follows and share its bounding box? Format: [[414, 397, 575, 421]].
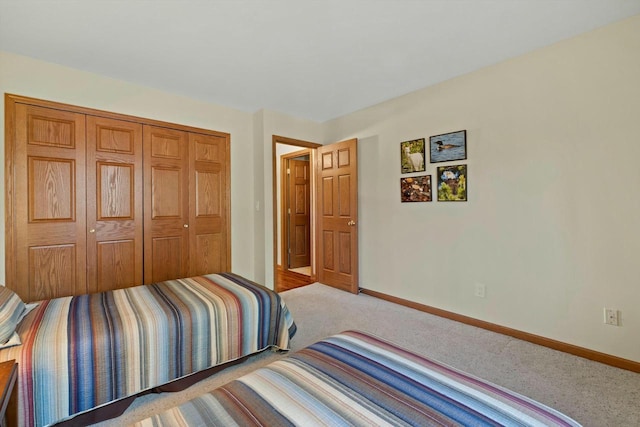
[[429, 130, 467, 163], [437, 164, 467, 202]]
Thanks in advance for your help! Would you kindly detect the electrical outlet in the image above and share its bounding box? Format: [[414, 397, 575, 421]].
[[604, 308, 619, 326], [474, 283, 486, 298]]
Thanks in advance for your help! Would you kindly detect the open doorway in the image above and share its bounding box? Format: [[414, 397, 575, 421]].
[[273, 136, 321, 292], [272, 135, 360, 294], [282, 151, 311, 273]]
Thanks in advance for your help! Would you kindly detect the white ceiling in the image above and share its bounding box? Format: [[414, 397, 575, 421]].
[[1, 0, 639, 122]]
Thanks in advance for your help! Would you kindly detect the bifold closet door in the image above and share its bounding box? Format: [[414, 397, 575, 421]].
[[7, 95, 232, 299], [188, 133, 229, 276], [143, 125, 190, 283], [86, 116, 143, 293], [13, 104, 87, 301]]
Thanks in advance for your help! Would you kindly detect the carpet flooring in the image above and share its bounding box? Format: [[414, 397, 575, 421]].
[[96, 283, 640, 426]]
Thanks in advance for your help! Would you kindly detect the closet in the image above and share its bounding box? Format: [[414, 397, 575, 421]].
[[5, 94, 230, 302]]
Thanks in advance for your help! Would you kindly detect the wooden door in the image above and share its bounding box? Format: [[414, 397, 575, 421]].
[[188, 132, 230, 276], [12, 104, 87, 301], [288, 158, 311, 269], [86, 116, 143, 293], [143, 125, 190, 283], [315, 139, 358, 293]]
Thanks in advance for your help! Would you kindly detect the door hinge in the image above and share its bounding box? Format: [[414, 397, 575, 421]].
[[288, 208, 291, 215], [287, 168, 290, 174]]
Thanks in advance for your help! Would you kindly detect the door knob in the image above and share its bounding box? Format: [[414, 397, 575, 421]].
[[183, 224, 189, 228], [89, 229, 95, 233], [347, 220, 356, 226]]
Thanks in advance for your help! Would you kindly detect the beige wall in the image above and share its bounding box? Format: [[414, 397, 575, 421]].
[[0, 51, 257, 280], [323, 15, 640, 362]]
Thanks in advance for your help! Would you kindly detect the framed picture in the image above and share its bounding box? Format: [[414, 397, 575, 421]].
[[400, 138, 426, 173], [401, 175, 431, 202], [437, 164, 467, 201], [430, 130, 466, 163]]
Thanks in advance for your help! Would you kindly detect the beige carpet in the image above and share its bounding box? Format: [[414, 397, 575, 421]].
[[96, 283, 640, 426]]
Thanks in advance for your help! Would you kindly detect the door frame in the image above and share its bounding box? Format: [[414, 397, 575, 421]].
[[272, 135, 322, 292]]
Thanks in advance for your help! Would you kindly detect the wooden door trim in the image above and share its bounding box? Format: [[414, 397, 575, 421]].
[[281, 150, 311, 272], [4, 94, 18, 289], [272, 135, 321, 292]]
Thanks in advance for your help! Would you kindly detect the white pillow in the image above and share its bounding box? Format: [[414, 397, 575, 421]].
[[0, 286, 26, 345], [0, 302, 38, 350]]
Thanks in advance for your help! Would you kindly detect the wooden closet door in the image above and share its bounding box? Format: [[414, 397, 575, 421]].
[[188, 133, 230, 276], [143, 125, 190, 283], [13, 104, 87, 301], [86, 116, 143, 293]]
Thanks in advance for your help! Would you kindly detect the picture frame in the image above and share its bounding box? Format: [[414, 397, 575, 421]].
[[437, 164, 467, 201], [401, 175, 432, 202], [430, 130, 467, 163], [400, 138, 426, 173]]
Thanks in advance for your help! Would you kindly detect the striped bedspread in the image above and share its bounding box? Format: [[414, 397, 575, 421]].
[[134, 330, 581, 427], [0, 273, 296, 427]]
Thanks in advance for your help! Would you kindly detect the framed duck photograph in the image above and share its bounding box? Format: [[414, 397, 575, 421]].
[[437, 164, 467, 202], [430, 130, 467, 163], [401, 175, 432, 202]]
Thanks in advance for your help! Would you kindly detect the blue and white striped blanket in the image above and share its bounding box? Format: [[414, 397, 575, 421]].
[[133, 330, 581, 427], [0, 273, 296, 427]]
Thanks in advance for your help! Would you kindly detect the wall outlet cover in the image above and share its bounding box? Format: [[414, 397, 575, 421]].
[[474, 283, 486, 298], [604, 308, 619, 326]]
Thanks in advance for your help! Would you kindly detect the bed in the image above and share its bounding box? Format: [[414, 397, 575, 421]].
[[0, 272, 296, 427], [133, 330, 581, 427]]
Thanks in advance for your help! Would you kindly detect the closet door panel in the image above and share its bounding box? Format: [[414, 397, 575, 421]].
[[195, 234, 222, 274], [29, 244, 77, 300], [189, 133, 230, 276], [144, 125, 190, 284], [29, 157, 75, 220], [151, 167, 182, 217], [14, 104, 87, 301], [87, 116, 143, 293], [97, 240, 135, 290], [195, 171, 221, 216], [151, 236, 184, 281]]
